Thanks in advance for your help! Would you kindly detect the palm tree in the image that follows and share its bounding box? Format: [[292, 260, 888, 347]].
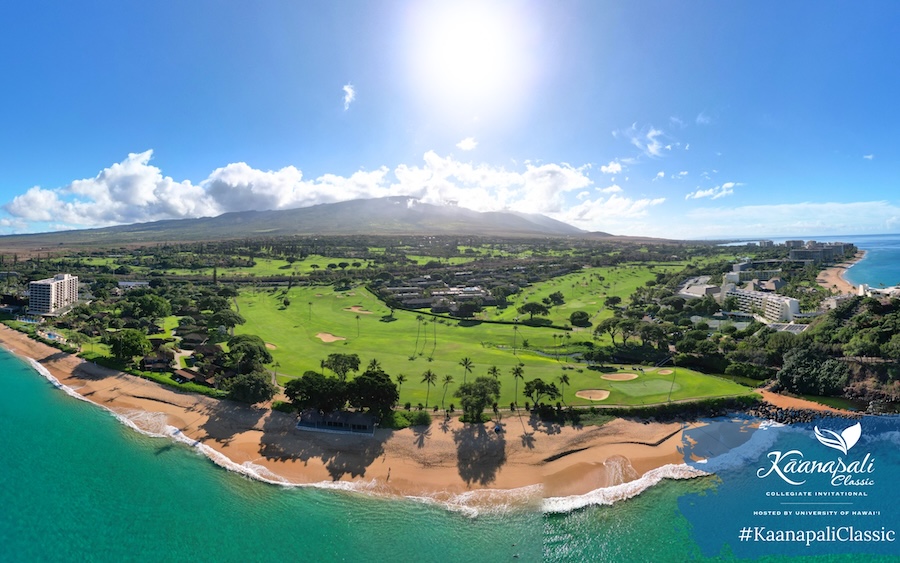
[[487, 365, 500, 380], [368, 358, 382, 371], [558, 373, 570, 405], [396, 373, 407, 401], [513, 324, 519, 354], [422, 369, 437, 408], [459, 356, 473, 384], [511, 363, 524, 407], [356, 314, 360, 337], [441, 374, 454, 410]]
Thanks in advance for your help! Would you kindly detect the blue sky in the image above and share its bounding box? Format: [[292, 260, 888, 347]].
[[2, 1, 899, 239]]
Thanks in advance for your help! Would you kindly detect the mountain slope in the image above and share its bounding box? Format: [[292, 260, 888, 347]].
[[0, 197, 587, 248]]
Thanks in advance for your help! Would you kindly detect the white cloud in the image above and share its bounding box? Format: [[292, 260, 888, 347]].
[[669, 116, 685, 128], [654, 171, 665, 181], [645, 128, 664, 156], [863, 154, 874, 160], [600, 160, 622, 174], [598, 184, 623, 194], [676, 171, 688, 178], [4, 150, 216, 226], [685, 181, 738, 200], [456, 137, 478, 151], [696, 112, 711, 125], [685, 201, 900, 237], [562, 194, 666, 233], [623, 124, 666, 157], [342, 83, 356, 111]]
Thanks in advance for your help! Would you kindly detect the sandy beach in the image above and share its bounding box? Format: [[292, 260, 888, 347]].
[[0, 324, 698, 504], [816, 250, 865, 295]]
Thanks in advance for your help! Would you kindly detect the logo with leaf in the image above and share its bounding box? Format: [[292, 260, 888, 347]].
[[813, 422, 862, 455]]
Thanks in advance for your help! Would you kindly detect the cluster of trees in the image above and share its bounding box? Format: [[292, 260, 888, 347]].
[[284, 356, 398, 419]]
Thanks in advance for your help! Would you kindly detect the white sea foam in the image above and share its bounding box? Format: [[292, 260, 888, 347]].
[[542, 463, 709, 514], [407, 485, 544, 518]]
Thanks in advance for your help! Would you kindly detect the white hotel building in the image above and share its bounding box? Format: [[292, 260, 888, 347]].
[[28, 274, 79, 315], [721, 283, 800, 322]]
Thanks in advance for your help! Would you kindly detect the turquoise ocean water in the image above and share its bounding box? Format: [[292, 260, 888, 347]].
[[3, 237, 900, 562], [837, 234, 900, 289]]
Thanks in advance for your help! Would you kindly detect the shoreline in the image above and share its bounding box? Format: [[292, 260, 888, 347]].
[[816, 250, 866, 295], [0, 324, 704, 509]]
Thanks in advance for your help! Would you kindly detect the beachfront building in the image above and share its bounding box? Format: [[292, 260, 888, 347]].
[[28, 274, 79, 316], [721, 283, 800, 322]]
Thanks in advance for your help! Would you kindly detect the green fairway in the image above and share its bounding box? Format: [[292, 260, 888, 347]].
[[487, 264, 681, 326], [234, 284, 753, 409]]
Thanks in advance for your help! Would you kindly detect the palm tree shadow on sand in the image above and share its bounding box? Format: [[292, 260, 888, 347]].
[[452, 423, 507, 486]]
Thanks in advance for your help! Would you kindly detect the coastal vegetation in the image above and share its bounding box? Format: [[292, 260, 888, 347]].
[[1, 234, 894, 417]]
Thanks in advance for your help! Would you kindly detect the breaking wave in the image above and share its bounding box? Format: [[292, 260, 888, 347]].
[[542, 463, 709, 514]]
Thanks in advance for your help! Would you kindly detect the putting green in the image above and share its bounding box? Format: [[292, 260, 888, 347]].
[[610, 379, 681, 398]]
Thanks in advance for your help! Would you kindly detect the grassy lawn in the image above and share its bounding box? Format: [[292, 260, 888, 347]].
[[487, 265, 666, 326], [163, 255, 373, 277], [235, 284, 752, 408]]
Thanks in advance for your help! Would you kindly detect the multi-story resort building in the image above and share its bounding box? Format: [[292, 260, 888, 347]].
[[28, 274, 79, 315], [721, 283, 800, 322]]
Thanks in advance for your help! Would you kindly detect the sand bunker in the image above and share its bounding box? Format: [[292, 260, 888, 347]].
[[316, 332, 346, 342], [602, 373, 638, 381], [658, 369, 674, 375], [265, 342, 277, 350], [343, 306, 373, 314], [576, 389, 610, 401]]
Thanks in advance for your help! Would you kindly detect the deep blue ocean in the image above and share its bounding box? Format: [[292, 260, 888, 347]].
[[3, 236, 900, 562]]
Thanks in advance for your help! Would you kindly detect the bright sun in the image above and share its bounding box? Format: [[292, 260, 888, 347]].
[[407, 1, 535, 121]]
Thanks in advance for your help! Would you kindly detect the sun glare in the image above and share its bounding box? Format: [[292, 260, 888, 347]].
[[407, 1, 535, 122]]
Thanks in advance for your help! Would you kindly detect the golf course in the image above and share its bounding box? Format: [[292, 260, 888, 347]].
[[234, 282, 752, 409]]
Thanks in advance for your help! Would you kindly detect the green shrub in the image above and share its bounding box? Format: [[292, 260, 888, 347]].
[[272, 400, 294, 413]]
